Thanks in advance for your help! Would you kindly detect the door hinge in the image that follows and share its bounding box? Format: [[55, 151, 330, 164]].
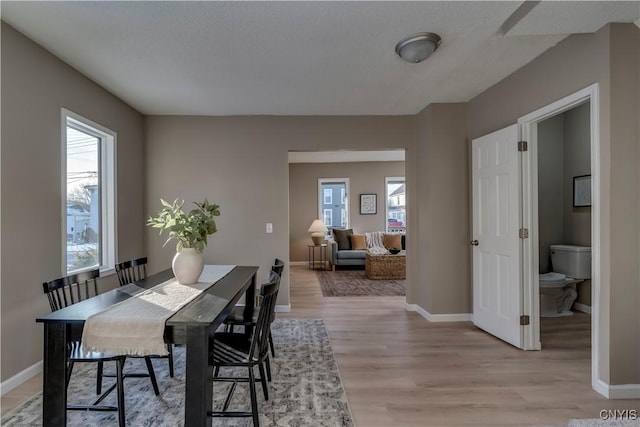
[[520, 315, 530, 326], [519, 228, 529, 239], [518, 140, 528, 152]]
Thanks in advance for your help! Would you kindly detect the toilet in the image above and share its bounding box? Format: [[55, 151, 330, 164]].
[[539, 244, 591, 317]]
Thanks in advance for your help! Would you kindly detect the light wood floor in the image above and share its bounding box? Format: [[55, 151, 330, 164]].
[[3, 265, 639, 426]]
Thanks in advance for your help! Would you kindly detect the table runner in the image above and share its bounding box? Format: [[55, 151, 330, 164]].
[[82, 265, 235, 356]]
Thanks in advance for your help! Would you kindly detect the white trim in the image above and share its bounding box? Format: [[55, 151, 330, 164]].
[[405, 304, 472, 322], [594, 381, 640, 399], [289, 261, 308, 266], [0, 360, 42, 396], [573, 302, 592, 314], [518, 84, 601, 394], [275, 304, 291, 313]]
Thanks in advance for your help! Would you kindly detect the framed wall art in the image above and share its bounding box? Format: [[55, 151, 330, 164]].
[[359, 193, 377, 215], [573, 175, 591, 207]]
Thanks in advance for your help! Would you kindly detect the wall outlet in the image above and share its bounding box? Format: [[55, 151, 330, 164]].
[[266, 223, 273, 233]]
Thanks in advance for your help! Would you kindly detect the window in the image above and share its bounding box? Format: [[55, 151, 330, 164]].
[[63, 109, 116, 274], [318, 178, 349, 231], [323, 209, 333, 226], [385, 177, 406, 233], [324, 188, 332, 204]]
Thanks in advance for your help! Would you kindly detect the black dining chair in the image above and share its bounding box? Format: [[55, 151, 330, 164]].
[[209, 271, 281, 427], [115, 257, 174, 377], [42, 269, 157, 427], [223, 258, 284, 359]]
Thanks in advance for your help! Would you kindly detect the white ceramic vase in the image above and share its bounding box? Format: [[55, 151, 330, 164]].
[[172, 248, 204, 285]]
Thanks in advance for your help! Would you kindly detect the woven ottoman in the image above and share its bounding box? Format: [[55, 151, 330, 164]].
[[365, 252, 406, 279]]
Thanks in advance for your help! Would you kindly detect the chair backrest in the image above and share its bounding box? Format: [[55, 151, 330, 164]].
[[42, 269, 100, 312], [249, 271, 280, 361], [115, 256, 147, 286], [268, 259, 285, 323], [271, 258, 285, 278]]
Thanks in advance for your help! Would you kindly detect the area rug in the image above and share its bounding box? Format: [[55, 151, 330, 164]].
[[316, 269, 406, 297], [1, 319, 354, 427]]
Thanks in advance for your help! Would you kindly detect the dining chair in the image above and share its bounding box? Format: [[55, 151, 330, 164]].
[[209, 271, 280, 427], [223, 258, 284, 359], [115, 257, 174, 377], [42, 268, 156, 427], [115, 256, 147, 286]]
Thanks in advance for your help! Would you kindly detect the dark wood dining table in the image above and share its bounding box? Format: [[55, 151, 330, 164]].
[[36, 265, 259, 427]]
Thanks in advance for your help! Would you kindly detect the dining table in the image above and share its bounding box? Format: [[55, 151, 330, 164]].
[[36, 265, 259, 427]]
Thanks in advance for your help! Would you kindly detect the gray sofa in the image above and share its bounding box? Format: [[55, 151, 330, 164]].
[[330, 234, 406, 270]]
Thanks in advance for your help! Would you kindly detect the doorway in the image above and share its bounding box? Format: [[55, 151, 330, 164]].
[[536, 102, 592, 354], [519, 83, 601, 393], [471, 84, 601, 393]]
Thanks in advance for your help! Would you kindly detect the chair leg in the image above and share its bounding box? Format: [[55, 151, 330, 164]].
[[144, 357, 160, 396], [265, 357, 272, 382], [116, 358, 126, 427], [96, 361, 104, 394], [167, 344, 174, 378], [248, 367, 260, 427], [268, 329, 275, 358], [258, 362, 269, 401]]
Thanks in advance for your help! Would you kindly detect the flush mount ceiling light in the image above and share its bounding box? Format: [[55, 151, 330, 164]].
[[395, 32, 442, 63]]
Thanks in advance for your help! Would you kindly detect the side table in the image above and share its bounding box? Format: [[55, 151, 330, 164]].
[[307, 244, 328, 270]]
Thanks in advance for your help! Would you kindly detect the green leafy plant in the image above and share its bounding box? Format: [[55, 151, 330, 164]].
[[147, 198, 220, 252]]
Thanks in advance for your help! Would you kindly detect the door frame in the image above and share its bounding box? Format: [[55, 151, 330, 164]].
[[518, 84, 601, 391]]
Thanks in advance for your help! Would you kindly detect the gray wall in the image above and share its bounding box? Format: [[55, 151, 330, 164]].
[[538, 103, 592, 306], [468, 23, 640, 385], [413, 103, 471, 315], [144, 116, 416, 308], [1, 23, 146, 381], [538, 114, 565, 273], [289, 161, 405, 262]]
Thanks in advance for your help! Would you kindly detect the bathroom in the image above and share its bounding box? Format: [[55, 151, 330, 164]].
[[537, 101, 592, 341]]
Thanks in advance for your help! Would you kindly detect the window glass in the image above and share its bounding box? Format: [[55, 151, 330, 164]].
[[386, 177, 406, 233], [64, 111, 116, 274]]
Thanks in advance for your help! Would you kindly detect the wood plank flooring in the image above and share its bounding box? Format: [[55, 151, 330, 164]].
[[3, 265, 639, 426]]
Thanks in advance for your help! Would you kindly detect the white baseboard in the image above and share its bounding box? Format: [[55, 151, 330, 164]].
[[275, 304, 291, 313], [405, 304, 472, 322], [594, 379, 640, 399], [289, 261, 307, 266], [0, 360, 42, 396], [573, 302, 592, 314]]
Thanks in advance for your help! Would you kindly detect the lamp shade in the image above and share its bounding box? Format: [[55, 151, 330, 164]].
[[308, 219, 328, 245], [308, 219, 328, 233]]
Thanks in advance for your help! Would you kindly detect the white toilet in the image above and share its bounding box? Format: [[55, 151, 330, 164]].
[[539, 244, 591, 317]]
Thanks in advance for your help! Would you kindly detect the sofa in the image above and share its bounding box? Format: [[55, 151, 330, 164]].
[[330, 230, 406, 270]]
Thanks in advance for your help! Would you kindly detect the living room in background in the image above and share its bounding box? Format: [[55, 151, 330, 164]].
[[62, 109, 116, 275], [318, 178, 350, 232], [385, 177, 406, 233]]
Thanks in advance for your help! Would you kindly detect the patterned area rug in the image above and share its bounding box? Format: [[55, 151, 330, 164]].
[[316, 269, 406, 297], [1, 319, 353, 427]]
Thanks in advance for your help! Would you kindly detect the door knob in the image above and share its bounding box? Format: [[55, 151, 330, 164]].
[[470, 240, 479, 246]]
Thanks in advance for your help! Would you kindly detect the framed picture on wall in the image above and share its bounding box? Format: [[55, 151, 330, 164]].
[[359, 194, 377, 215], [573, 175, 591, 207]]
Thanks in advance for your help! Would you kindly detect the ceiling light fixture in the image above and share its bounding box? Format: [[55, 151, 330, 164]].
[[395, 32, 441, 63]]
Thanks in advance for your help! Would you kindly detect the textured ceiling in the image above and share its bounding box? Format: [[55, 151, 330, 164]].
[[2, 1, 638, 116]]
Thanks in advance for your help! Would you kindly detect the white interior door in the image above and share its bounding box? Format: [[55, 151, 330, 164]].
[[472, 124, 523, 348]]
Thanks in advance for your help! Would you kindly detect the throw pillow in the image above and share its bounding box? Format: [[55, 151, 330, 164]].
[[383, 233, 402, 250], [333, 228, 353, 250], [350, 234, 367, 250]]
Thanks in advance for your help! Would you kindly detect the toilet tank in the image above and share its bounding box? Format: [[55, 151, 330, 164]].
[[550, 245, 591, 279]]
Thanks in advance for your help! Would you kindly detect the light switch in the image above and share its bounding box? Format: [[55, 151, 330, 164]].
[[266, 223, 273, 233]]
